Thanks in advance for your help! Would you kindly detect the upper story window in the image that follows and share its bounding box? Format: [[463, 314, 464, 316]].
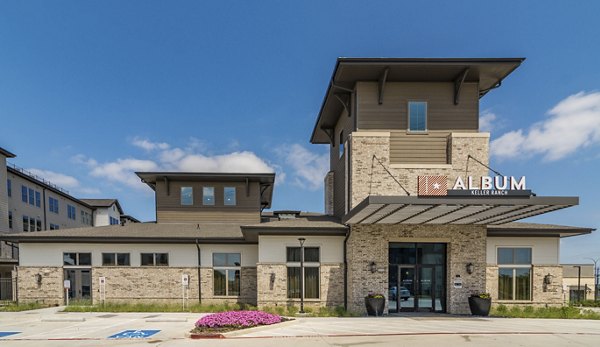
[[180, 187, 193, 206], [20, 185, 41, 207], [81, 211, 92, 226], [109, 216, 120, 225], [67, 205, 76, 220], [141, 253, 169, 266], [49, 223, 59, 230], [7, 179, 11, 197], [203, 187, 215, 205], [63, 252, 92, 266], [408, 101, 427, 132], [102, 253, 131, 266], [497, 247, 532, 301], [224, 187, 236, 206], [8, 211, 12, 229], [49, 197, 59, 214]]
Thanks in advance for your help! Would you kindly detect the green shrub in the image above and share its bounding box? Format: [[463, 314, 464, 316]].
[[491, 304, 600, 320]]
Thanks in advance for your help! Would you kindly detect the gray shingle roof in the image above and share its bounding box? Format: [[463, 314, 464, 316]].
[[79, 199, 124, 214]]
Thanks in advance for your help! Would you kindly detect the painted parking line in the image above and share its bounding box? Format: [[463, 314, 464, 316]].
[[0, 332, 21, 338], [108, 329, 160, 339]]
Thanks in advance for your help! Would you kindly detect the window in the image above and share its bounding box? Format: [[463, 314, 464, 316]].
[[497, 247, 532, 301], [109, 216, 120, 225], [141, 253, 169, 266], [180, 187, 193, 205], [63, 252, 92, 266], [36, 219, 41, 231], [22, 215, 28, 232], [67, 205, 76, 220], [203, 187, 215, 205], [102, 253, 131, 266], [21, 216, 39, 232], [50, 223, 59, 230], [286, 247, 320, 299], [7, 179, 11, 197], [81, 211, 92, 226], [21, 186, 27, 203], [35, 191, 41, 207], [49, 197, 59, 214], [28, 188, 34, 205], [224, 187, 236, 206], [213, 253, 241, 296], [339, 131, 344, 158], [8, 211, 12, 229], [408, 101, 427, 132]]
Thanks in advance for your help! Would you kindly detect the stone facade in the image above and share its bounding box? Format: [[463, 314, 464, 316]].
[[256, 263, 345, 309], [17, 266, 64, 305], [486, 265, 564, 307], [347, 224, 486, 315], [350, 132, 489, 209], [17, 266, 258, 306], [324, 171, 334, 216]]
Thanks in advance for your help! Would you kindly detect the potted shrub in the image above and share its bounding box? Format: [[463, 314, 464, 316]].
[[468, 293, 491, 316], [364, 292, 386, 316]]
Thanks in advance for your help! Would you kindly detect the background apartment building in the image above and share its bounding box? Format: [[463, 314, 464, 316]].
[[0, 146, 137, 300]]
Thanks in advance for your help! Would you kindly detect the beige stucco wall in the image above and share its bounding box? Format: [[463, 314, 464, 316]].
[[19, 243, 258, 267], [258, 235, 344, 263], [346, 224, 487, 315], [486, 237, 560, 265]]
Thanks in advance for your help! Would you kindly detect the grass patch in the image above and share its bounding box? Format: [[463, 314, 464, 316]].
[[0, 302, 46, 312], [580, 300, 600, 308], [491, 304, 600, 319], [62, 301, 356, 317]]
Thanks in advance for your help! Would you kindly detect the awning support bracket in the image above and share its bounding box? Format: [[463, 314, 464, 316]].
[[321, 127, 335, 145], [334, 93, 351, 116], [370, 155, 411, 196], [454, 68, 469, 105]]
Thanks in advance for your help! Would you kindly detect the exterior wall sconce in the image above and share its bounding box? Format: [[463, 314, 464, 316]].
[[269, 272, 275, 290], [544, 273, 554, 285], [466, 262, 474, 275], [35, 273, 42, 284], [368, 261, 377, 273]]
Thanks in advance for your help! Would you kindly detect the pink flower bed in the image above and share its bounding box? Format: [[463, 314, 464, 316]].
[[195, 310, 282, 329]]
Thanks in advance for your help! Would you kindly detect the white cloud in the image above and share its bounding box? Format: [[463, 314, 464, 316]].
[[277, 144, 328, 191], [131, 137, 170, 151], [27, 168, 100, 195], [479, 111, 497, 132], [491, 91, 600, 161], [75, 139, 277, 190], [89, 158, 159, 188]]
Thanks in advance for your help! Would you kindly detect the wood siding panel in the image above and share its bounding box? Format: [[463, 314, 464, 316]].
[[356, 82, 479, 131], [389, 132, 449, 164], [155, 180, 261, 223], [157, 210, 260, 223]]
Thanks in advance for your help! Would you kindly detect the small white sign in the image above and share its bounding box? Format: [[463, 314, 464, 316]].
[[63, 280, 71, 289], [99, 277, 106, 285], [181, 274, 189, 286], [453, 277, 463, 289]]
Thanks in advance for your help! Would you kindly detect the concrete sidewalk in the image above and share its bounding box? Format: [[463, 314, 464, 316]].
[[1, 308, 600, 346]]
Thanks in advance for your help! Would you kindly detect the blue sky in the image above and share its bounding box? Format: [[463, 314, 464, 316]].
[[1, 1, 599, 263]]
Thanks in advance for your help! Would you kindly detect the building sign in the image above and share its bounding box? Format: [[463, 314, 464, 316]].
[[418, 175, 532, 197]]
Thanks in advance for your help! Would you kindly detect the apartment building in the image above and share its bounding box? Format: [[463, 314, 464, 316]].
[[2, 58, 594, 314]]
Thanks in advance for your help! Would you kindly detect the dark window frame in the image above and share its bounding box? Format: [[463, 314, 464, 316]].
[[140, 252, 169, 266], [497, 247, 532, 301], [286, 246, 320, 299], [212, 252, 241, 297]]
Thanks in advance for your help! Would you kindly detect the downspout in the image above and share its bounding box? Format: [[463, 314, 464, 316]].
[[42, 188, 47, 230], [343, 227, 351, 311], [195, 239, 202, 304]]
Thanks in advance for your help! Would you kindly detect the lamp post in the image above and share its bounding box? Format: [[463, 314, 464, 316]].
[[298, 237, 306, 314], [585, 258, 599, 301], [574, 265, 582, 304]]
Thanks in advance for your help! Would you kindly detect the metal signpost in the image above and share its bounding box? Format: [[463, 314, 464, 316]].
[[182, 274, 189, 310], [99, 277, 106, 305], [63, 280, 71, 306]]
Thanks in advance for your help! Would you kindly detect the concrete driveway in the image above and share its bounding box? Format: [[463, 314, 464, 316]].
[[1, 307, 600, 346]]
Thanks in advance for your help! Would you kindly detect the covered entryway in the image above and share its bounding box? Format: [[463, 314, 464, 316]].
[[64, 269, 92, 303], [389, 243, 446, 313]]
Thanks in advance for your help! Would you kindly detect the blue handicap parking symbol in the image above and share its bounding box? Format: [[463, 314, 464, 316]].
[[0, 332, 20, 338], [108, 330, 160, 339]]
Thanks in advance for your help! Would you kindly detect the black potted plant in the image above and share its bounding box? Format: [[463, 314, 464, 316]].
[[468, 293, 491, 316], [364, 292, 386, 316]]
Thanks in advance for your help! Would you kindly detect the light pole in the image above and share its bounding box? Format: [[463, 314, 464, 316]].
[[298, 237, 306, 314], [585, 258, 599, 301], [574, 265, 582, 304]]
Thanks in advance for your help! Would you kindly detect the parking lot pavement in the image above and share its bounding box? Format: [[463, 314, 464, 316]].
[[2, 308, 600, 346]]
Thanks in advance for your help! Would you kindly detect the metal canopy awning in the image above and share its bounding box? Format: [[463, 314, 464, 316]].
[[343, 196, 579, 225]]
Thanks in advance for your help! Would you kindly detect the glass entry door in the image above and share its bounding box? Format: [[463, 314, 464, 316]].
[[64, 269, 92, 302], [389, 243, 446, 313]]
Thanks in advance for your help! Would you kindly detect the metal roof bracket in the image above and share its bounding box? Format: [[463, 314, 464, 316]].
[[454, 68, 469, 105], [378, 67, 389, 105]]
